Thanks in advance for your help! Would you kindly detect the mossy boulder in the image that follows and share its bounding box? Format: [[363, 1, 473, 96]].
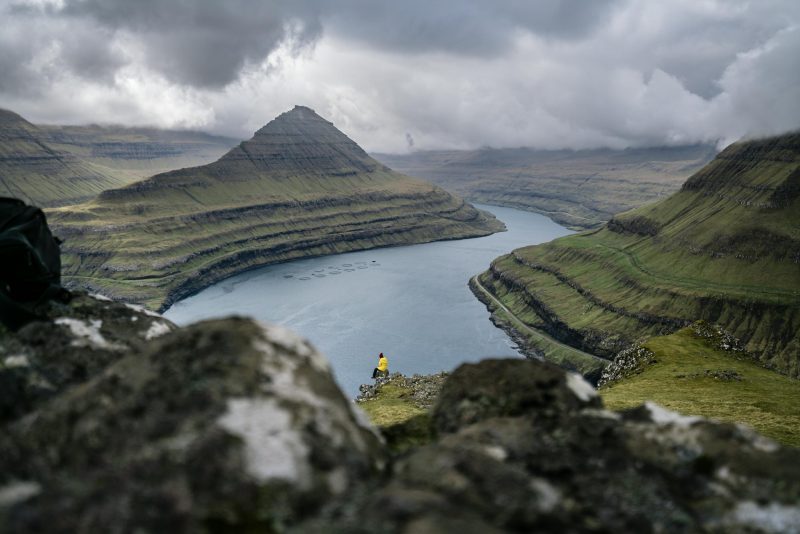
[[2, 300, 797, 533], [302, 359, 800, 533], [432, 358, 601, 433], [0, 291, 175, 422], [0, 308, 384, 533]]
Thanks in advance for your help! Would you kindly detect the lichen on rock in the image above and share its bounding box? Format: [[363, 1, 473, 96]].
[[0, 300, 384, 533], [301, 358, 800, 533], [598, 344, 656, 387], [1, 299, 797, 533], [0, 291, 176, 422]]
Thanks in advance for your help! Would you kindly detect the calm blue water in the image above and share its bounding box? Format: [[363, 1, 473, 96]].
[[165, 205, 571, 397]]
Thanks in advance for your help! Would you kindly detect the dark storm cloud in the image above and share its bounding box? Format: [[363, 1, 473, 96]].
[[0, 30, 35, 95], [609, 3, 800, 100], [60, 0, 323, 88], [2, 0, 620, 90], [57, 24, 125, 83], [0, 3, 126, 93], [0, 0, 798, 151], [324, 0, 619, 56]]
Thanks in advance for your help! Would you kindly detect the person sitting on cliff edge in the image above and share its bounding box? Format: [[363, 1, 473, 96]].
[[372, 352, 389, 379]]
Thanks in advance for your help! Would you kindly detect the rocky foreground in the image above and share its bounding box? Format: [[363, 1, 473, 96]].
[[0, 109, 132, 207], [1, 295, 798, 533]]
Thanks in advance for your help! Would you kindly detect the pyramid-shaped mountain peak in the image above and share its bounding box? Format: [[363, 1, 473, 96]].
[[58, 105, 503, 310], [282, 105, 324, 120], [219, 106, 374, 173], [254, 105, 339, 137]]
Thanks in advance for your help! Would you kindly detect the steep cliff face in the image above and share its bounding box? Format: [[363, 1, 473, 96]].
[[51, 106, 504, 310], [478, 132, 800, 376], [375, 144, 716, 230], [39, 124, 238, 181], [0, 109, 131, 206]]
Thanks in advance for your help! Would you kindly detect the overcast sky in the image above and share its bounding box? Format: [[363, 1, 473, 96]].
[[1, 0, 798, 152]]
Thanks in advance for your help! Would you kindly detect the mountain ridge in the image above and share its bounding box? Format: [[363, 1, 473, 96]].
[[374, 144, 717, 230], [0, 108, 133, 206], [51, 106, 504, 310], [475, 131, 800, 376], [38, 122, 238, 183]]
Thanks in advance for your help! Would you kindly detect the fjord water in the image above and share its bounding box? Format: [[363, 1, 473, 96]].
[[165, 205, 571, 397]]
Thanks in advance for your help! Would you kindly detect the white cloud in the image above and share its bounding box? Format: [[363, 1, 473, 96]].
[[0, 0, 798, 152]]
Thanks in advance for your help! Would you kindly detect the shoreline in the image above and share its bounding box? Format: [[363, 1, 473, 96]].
[[468, 274, 607, 383], [158, 209, 505, 313]]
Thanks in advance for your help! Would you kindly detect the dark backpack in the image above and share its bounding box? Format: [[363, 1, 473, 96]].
[[0, 197, 70, 330]]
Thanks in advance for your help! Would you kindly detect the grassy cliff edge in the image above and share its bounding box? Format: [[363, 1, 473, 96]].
[[476, 132, 800, 376]]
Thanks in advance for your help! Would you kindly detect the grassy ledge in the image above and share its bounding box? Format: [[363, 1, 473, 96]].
[[358, 381, 428, 427], [356, 373, 446, 454]]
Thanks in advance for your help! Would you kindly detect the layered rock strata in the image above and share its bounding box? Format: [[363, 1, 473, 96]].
[[477, 132, 800, 376], [375, 144, 716, 230], [0, 109, 132, 206], [50, 106, 504, 310], [39, 124, 238, 181]]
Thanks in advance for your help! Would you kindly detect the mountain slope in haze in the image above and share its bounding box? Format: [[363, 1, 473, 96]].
[[375, 145, 716, 230], [0, 109, 133, 206], [39, 124, 239, 183], [51, 106, 504, 311], [476, 132, 800, 376]]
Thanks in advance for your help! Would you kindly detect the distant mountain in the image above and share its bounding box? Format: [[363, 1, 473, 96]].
[[38, 124, 239, 182], [476, 132, 800, 376], [374, 145, 716, 230], [51, 106, 504, 310], [0, 109, 132, 206]]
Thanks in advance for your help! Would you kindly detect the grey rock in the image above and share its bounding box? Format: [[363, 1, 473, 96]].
[[691, 320, 748, 354], [0, 291, 176, 423], [2, 302, 797, 533], [0, 315, 384, 533], [302, 359, 800, 533], [597, 344, 656, 387], [432, 358, 602, 433]]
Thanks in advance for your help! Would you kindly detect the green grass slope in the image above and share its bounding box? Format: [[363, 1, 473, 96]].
[[0, 109, 132, 206], [359, 381, 428, 427], [478, 132, 800, 376], [600, 326, 800, 447], [356, 373, 446, 454], [375, 144, 715, 230], [51, 106, 504, 311]]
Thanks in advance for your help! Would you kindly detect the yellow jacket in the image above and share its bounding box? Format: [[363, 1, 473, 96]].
[[377, 356, 388, 372]]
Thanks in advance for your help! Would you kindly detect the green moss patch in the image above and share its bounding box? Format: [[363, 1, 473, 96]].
[[359, 382, 428, 427], [357, 376, 442, 454]]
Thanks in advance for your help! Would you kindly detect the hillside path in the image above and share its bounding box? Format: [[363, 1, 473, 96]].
[[470, 275, 604, 362]]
